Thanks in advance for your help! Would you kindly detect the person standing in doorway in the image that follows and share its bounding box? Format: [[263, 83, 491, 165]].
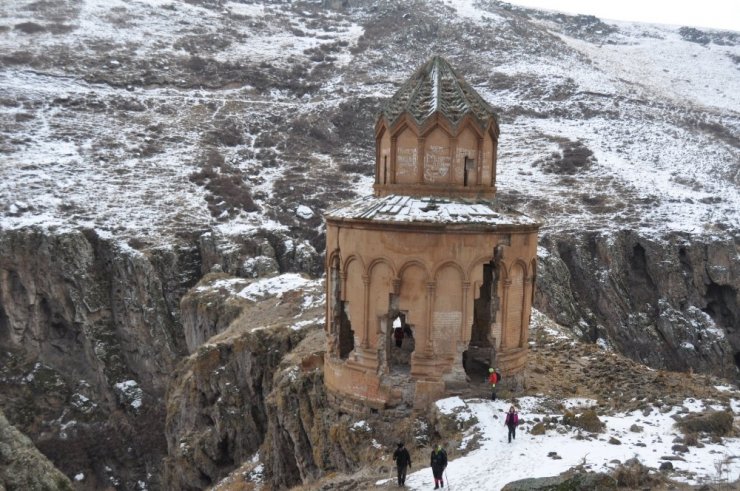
[[393, 318, 404, 348], [392, 442, 411, 487], [504, 405, 519, 443], [430, 443, 447, 489], [488, 367, 501, 401]]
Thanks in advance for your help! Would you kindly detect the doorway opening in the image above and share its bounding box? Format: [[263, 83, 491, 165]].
[[337, 301, 354, 359], [388, 313, 414, 372], [464, 260, 500, 383]]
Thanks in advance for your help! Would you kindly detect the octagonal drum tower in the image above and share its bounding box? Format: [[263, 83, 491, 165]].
[[324, 56, 541, 411]]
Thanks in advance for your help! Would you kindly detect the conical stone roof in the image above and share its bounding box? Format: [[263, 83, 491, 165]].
[[379, 56, 498, 130]]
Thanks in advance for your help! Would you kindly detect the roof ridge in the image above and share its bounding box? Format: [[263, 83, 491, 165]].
[[380, 56, 497, 131]]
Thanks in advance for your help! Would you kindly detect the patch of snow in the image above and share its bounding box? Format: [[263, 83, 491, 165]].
[[379, 396, 740, 489], [352, 420, 370, 431], [237, 273, 317, 301], [296, 204, 314, 219], [114, 379, 143, 410]]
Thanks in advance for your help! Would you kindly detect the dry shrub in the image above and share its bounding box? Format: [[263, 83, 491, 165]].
[[684, 432, 699, 446], [189, 150, 259, 219], [612, 459, 653, 488], [676, 411, 734, 436], [563, 409, 604, 433], [15, 22, 46, 34]]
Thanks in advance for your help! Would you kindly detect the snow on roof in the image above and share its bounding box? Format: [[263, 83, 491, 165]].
[[326, 194, 540, 227]]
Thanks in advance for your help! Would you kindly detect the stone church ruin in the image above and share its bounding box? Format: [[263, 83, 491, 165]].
[[324, 56, 541, 411]]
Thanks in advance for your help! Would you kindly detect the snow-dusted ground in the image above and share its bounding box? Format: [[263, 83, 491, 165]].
[[1, 0, 737, 246], [379, 394, 740, 489]]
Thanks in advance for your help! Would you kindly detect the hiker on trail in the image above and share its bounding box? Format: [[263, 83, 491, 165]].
[[504, 405, 519, 443], [392, 442, 411, 487], [488, 368, 501, 401], [430, 443, 447, 489]]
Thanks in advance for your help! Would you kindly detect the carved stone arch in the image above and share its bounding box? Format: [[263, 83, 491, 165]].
[[390, 114, 420, 139], [454, 115, 485, 139], [341, 254, 367, 291], [421, 118, 454, 139], [397, 258, 430, 282], [504, 261, 527, 350], [368, 258, 396, 363], [375, 121, 387, 140], [467, 254, 495, 280], [342, 254, 366, 276], [327, 248, 341, 269], [396, 259, 431, 351], [509, 259, 529, 279], [433, 259, 466, 283], [433, 261, 466, 353], [368, 256, 397, 279], [327, 248, 342, 329]]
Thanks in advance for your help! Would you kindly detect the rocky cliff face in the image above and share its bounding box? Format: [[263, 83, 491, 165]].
[[536, 230, 739, 378], [164, 271, 435, 490], [0, 409, 73, 491], [1, 223, 738, 489], [0, 227, 199, 489], [163, 322, 306, 490]]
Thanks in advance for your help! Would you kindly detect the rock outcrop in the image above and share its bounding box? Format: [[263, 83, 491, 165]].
[[536, 230, 739, 378], [165, 270, 433, 490], [0, 409, 73, 491], [0, 227, 199, 488], [501, 471, 616, 490], [163, 321, 307, 490]]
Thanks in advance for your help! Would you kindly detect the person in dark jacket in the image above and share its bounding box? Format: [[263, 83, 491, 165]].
[[393, 326, 404, 348], [392, 442, 411, 487], [504, 405, 519, 443], [430, 443, 447, 489]]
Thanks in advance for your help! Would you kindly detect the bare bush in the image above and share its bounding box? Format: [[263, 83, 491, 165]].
[[676, 411, 734, 437]]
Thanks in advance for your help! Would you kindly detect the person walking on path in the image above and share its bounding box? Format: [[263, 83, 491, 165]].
[[430, 443, 447, 489], [504, 405, 519, 443], [392, 442, 411, 487], [488, 368, 501, 401]]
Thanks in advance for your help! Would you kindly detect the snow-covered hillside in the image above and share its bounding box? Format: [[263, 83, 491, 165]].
[[1, 0, 738, 247], [1, 2, 739, 489], [390, 393, 740, 489]]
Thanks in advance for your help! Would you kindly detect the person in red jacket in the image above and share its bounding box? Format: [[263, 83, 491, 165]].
[[488, 368, 501, 401], [504, 405, 519, 443]]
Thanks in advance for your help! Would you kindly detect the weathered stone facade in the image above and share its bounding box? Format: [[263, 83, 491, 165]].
[[324, 57, 541, 410]]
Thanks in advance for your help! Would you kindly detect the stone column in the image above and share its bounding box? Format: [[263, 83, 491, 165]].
[[424, 281, 436, 354], [461, 281, 470, 342], [417, 137, 426, 184], [476, 136, 483, 186], [362, 274, 370, 349], [390, 136, 398, 185], [500, 278, 511, 349], [449, 137, 457, 185]]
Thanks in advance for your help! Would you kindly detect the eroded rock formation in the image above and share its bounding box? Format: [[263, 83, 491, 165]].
[[536, 230, 739, 378], [0, 227, 198, 488], [0, 409, 73, 491]]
